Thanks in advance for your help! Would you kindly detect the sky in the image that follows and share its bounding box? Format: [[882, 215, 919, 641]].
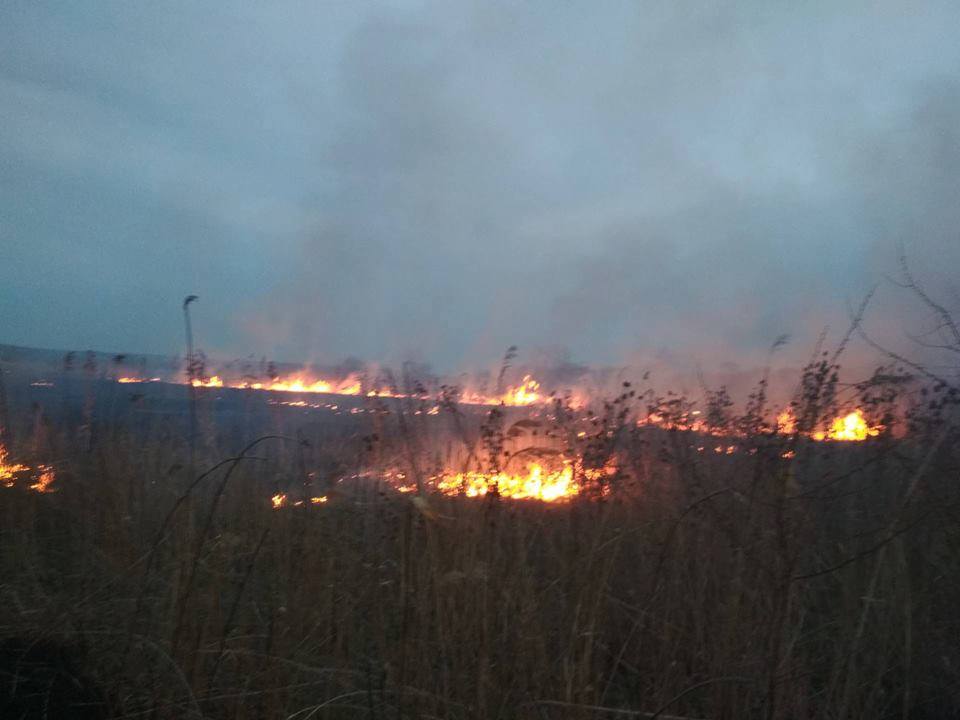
[[2, 1, 959, 373]]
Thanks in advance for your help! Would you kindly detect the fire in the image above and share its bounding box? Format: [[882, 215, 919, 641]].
[[777, 408, 881, 442], [813, 409, 881, 442], [191, 375, 224, 388], [270, 494, 327, 509], [0, 443, 56, 492], [776, 410, 797, 435], [503, 375, 541, 406], [237, 374, 362, 396], [29, 466, 57, 493], [435, 461, 579, 502], [0, 444, 29, 488], [239, 370, 547, 407], [118, 364, 887, 448], [128, 365, 576, 409], [460, 375, 547, 407]]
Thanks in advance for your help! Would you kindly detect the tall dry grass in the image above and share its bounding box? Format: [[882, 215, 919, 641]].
[[1, 345, 959, 719]]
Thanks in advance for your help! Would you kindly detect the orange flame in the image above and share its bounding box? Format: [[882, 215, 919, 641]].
[[813, 409, 882, 442], [238, 374, 362, 396], [124, 366, 592, 409], [777, 408, 883, 442], [460, 375, 547, 407], [777, 408, 881, 442], [0, 444, 29, 488], [29, 465, 57, 493], [776, 410, 797, 435], [436, 462, 577, 501], [503, 375, 541, 406], [122, 368, 887, 447], [0, 443, 56, 492], [191, 375, 224, 388]]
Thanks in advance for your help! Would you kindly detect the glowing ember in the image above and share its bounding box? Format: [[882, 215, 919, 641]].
[[271, 493, 287, 509], [310, 496, 328, 504]]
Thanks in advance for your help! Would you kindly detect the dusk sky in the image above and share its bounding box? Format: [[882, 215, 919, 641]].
[[3, 1, 959, 372]]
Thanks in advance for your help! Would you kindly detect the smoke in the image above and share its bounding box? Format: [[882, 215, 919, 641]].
[[1, 1, 959, 378]]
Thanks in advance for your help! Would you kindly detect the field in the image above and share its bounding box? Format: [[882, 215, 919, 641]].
[[1, 346, 959, 719]]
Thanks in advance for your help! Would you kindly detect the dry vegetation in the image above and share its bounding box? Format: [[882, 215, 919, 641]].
[[2, 275, 960, 719], [0, 355, 957, 720]]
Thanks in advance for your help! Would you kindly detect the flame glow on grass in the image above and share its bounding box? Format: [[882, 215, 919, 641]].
[[0, 444, 56, 492]]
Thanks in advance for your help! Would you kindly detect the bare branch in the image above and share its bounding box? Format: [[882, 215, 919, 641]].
[[896, 250, 960, 349]]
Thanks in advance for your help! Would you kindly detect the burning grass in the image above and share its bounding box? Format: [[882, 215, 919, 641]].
[[126, 364, 579, 409], [0, 442, 56, 492], [1, 347, 959, 719]]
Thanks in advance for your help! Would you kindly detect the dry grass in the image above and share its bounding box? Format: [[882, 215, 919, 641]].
[[1, 354, 959, 720]]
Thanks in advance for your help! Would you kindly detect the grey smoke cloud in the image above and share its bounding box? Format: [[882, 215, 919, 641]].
[[1, 1, 958, 372]]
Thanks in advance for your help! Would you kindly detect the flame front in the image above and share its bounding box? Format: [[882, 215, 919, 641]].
[[436, 462, 579, 502], [238, 374, 362, 396]]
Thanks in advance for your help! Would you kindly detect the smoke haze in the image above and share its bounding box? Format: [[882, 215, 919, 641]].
[[2, 1, 959, 374]]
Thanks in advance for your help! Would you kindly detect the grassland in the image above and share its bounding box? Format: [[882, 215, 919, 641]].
[[1, 351, 959, 719]]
